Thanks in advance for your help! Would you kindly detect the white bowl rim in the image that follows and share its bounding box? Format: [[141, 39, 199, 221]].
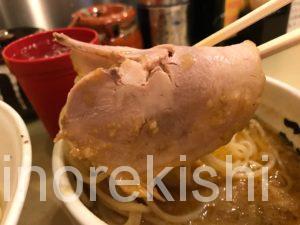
[[52, 76, 300, 225], [52, 140, 107, 225], [0, 101, 32, 225], [266, 76, 300, 98]]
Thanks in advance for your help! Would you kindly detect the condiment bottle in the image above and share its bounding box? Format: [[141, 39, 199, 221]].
[[70, 3, 143, 48], [137, 0, 190, 47]]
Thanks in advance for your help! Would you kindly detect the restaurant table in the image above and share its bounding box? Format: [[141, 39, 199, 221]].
[[15, 43, 300, 225], [19, 121, 73, 225]]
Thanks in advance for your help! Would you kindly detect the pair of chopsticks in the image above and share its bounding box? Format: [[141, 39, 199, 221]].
[[194, 0, 300, 58]]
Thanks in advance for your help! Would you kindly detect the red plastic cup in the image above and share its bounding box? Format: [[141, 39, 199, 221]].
[[2, 28, 99, 138]]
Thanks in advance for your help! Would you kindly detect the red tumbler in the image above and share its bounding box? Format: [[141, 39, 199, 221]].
[[2, 28, 99, 138]]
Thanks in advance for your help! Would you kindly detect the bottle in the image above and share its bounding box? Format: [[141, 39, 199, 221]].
[[70, 3, 143, 48], [137, 0, 190, 47], [224, 0, 247, 26]]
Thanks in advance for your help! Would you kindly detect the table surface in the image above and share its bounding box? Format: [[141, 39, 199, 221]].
[[18, 121, 73, 225], [16, 44, 300, 225]]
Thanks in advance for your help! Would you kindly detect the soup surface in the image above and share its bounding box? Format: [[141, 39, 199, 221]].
[[67, 120, 300, 225]]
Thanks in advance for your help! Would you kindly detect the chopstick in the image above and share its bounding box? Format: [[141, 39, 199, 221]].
[[258, 28, 300, 58], [195, 0, 294, 47]]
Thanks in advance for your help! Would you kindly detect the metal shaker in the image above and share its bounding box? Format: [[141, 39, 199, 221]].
[[137, 0, 189, 47]]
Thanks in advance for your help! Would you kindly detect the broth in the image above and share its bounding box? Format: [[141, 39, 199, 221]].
[[150, 126, 300, 225], [71, 121, 300, 225]]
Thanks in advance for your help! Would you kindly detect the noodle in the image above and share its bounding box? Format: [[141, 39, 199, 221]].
[[143, 215, 168, 225], [124, 213, 142, 225], [200, 119, 277, 179], [147, 201, 208, 224], [96, 187, 150, 214], [65, 119, 296, 225]]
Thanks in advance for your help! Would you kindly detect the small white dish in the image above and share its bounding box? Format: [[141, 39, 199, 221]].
[[0, 101, 32, 225]]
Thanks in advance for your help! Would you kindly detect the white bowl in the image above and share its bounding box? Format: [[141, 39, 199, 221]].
[[52, 77, 300, 225], [0, 101, 32, 225]]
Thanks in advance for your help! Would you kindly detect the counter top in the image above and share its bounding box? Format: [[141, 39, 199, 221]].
[[18, 121, 72, 225]]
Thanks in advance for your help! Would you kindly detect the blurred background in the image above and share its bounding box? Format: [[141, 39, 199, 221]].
[[0, 0, 135, 29], [1, 0, 299, 46]]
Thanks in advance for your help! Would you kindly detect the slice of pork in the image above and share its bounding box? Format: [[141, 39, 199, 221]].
[[54, 33, 265, 176]]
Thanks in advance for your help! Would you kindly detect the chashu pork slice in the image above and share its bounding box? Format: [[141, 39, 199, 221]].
[[54, 33, 265, 175]]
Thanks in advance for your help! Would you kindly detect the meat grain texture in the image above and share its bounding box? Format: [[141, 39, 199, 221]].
[[54, 33, 265, 174]]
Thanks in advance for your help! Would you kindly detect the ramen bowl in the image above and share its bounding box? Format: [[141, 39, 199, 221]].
[[0, 101, 32, 225], [52, 77, 300, 225]]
